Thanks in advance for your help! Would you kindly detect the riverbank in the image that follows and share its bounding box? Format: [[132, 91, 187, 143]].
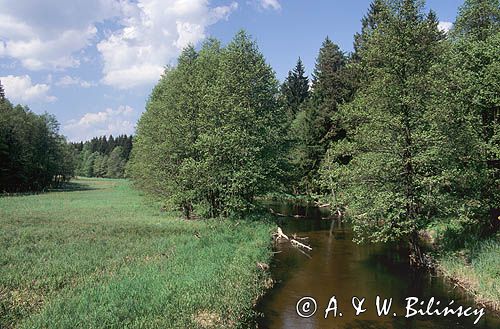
[[0, 178, 274, 328], [434, 236, 500, 312]]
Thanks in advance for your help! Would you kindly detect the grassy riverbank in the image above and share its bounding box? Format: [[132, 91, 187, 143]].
[[436, 236, 499, 311], [0, 178, 274, 328], [424, 223, 500, 311]]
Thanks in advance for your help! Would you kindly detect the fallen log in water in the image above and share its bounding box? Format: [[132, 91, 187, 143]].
[[269, 208, 306, 218], [273, 227, 312, 252]]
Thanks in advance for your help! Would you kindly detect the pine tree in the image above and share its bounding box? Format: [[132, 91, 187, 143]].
[[281, 58, 310, 122]]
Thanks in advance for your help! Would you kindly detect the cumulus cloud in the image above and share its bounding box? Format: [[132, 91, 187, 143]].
[[438, 21, 453, 33], [63, 105, 135, 141], [56, 75, 96, 88], [0, 26, 97, 70], [0, 75, 56, 103], [0, 0, 120, 70], [259, 0, 281, 11], [97, 0, 238, 89], [0, 0, 239, 88]]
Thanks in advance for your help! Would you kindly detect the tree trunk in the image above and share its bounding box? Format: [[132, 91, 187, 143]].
[[408, 231, 424, 267]]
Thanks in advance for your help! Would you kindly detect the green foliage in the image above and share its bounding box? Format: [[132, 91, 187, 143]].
[[320, 0, 446, 244], [92, 153, 109, 178], [428, 0, 500, 239], [279, 58, 311, 194], [429, 1, 498, 253], [107, 146, 126, 178], [452, 0, 500, 41], [290, 37, 353, 194], [73, 135, 132, 179], [0, 178, 274, 328], [318, 0, 498, 262], [128, 31, 286, 218], [0, 96, 75, 192], [352, 0, 388, 62], [281, 58, 310, 122]]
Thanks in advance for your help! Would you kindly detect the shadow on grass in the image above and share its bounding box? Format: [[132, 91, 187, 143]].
[[49, 181, 98, 193], [1, 180, 97, 198]]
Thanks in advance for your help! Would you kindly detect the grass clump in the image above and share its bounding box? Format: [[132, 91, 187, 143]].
[[436, 235, 500, 310], [0, 178, 274, 328]]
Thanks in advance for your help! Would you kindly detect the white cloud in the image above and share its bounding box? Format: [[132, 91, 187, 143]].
[[63, 105, 135, 141], [97, 0, 238, 89], [1, 26, 97, 70], [438, 21, 453, 33], [259, 0, 281, 10], [0, 75, 56, 103], [0, 0, 120, 70], [0, 0, 239, 87], [56, 75, 96, 88]]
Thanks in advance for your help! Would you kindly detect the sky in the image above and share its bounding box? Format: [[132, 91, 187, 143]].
[[0, 0, 464, 142]]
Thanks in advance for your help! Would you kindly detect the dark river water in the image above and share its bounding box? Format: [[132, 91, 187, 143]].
[[256, 202, 500, 329]]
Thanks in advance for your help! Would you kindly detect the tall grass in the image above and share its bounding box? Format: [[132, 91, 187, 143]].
[[0, 178, 274, 328], [437, 236, 500, 310]]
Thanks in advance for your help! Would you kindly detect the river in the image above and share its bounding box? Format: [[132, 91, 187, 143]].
[[257, 202, 500, 329]]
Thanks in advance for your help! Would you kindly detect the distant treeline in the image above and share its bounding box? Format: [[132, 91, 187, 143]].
[[72, 135, 133, 178], [0, 84, 76, 192]]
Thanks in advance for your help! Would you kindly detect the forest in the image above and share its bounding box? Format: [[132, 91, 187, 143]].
[[0, 87, 75, 192], [72, 135, 133, 178], [128, 0, 499, 265]]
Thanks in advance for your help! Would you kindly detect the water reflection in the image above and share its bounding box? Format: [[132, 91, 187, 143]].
[[257, 201, 500, 329]]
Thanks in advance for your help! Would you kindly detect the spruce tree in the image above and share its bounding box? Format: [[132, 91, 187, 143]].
[[290, 37, 350, 193], [352, 0, 387, 62], [281, 58, 309, 122]]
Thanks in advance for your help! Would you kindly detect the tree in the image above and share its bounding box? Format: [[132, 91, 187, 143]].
[[92, 153, 108, 178], [106, 146, 126, 178], [128, 31, 286, 218], [452, 0, 500, 41], [352, 0, 388, 62], [434, 0, 500, 237], [281, 58, 310, 122], [350, 0, 389, 94], [72, 134, 134, 178], [83, 152, 97, 177], [320, 0, 445, 265], [0, 95, 75, 191], [290, 37, 351, 193]]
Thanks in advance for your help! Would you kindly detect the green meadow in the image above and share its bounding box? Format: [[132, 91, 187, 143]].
[[0, 178, 274, 328]]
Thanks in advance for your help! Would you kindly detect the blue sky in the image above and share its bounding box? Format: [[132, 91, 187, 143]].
[[0, 0, 463, 142]]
